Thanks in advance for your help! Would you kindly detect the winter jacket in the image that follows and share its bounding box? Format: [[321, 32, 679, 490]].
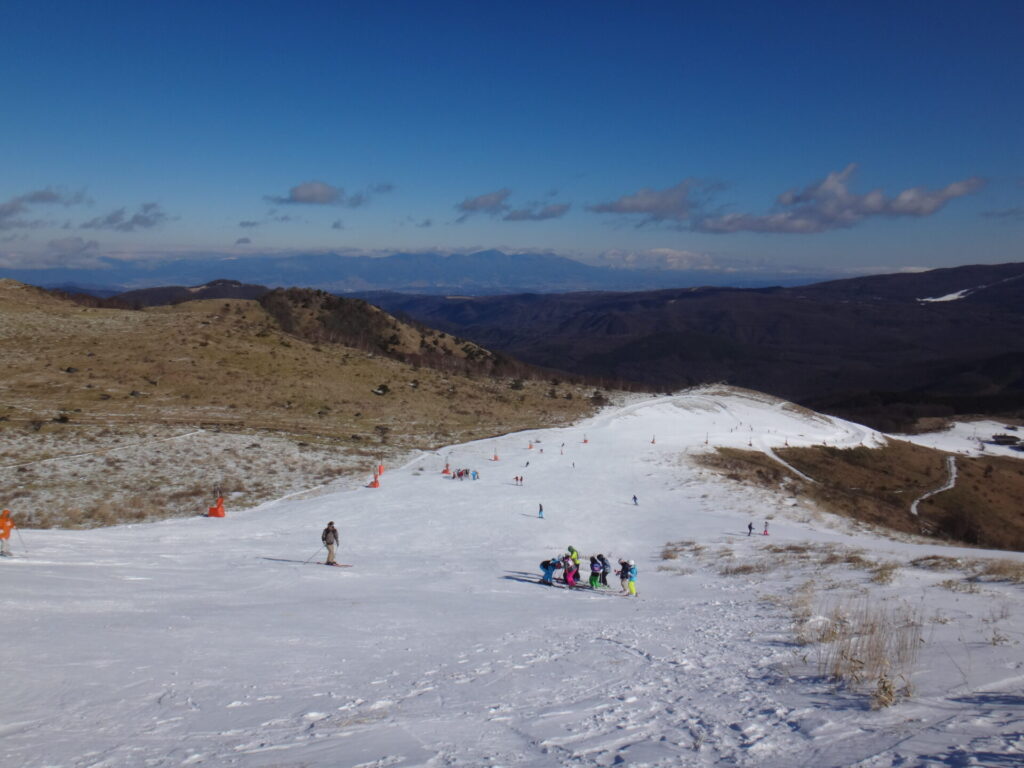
[[321, 526, 339, 545], [0, 510, 12, 540]]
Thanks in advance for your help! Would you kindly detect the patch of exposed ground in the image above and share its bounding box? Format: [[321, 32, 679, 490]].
[[695, 441, 1024, 552], [0, 280, 608, 526]]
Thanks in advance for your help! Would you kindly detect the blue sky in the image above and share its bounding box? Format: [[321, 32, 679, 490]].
[[1, 0, 1021, 278]]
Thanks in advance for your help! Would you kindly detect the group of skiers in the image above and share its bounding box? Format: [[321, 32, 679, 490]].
[[540, 545, 638, 596], [449, 468, 479, 481]]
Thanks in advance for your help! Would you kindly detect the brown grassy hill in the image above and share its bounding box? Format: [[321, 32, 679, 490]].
[[698, 440, 1024, 552], [0, 279, 600, 527]]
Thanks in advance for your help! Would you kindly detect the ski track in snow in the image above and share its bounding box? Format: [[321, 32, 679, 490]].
[[4, 386, 1024, 768], [910, 455, 959, 517]]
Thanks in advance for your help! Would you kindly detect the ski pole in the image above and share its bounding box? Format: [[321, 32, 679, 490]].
[[304, 545, 324, 564], [15, 527, 28, 554]]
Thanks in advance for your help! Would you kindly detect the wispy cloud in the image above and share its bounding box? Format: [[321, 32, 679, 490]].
[[589, 167, 985, 234], [0, 236, 104, 269], [455, 188, 511, 223], [588, 180, 708, 225], [981, 206, 1024, 221], [234, 237, 252, 245], [266, 180, 343, 205], [331, 219, 344, 230], [0, 187, 88, 230], [239, 220, 261, 229], [265, 180, 395, 208], [695, 165, 985, 234], [80, 202, 171, 232], [504, 203, 571, 222]]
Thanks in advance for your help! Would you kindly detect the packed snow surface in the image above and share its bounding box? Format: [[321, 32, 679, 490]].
[[896, 419, 1024, 459], [4, 387, 1024, 767]]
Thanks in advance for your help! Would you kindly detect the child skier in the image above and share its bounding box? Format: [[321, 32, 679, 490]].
[[597, 554, 611, 587], [617, 559, 630, 594], [562, 554, 577, 587], [626, 560, 638, 596], [567, 545, 580, 569], [588, 556, 602, 588], [540, 558, 559, 585]]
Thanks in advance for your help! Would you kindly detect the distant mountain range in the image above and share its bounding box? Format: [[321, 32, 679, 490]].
[[361, 262, 1024, 431], [6, 249, 834, 295]]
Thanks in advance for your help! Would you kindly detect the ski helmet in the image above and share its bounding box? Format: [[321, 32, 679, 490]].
[[628, 560, 635, 565]]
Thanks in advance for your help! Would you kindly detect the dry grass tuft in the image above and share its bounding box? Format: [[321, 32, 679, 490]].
[[660, 540, 700, 560], [970, 558, 1024, 584], [938, 578, 979, 594], [870, 561, 900, 585], [817, 599, 922, 707], [910, 555, 963, 571], [719, 561, 774, 576]]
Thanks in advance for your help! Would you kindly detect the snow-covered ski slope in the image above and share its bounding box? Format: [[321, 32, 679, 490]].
[[5, 387, 1024, 768]]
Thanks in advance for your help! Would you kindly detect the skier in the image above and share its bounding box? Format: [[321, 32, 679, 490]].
[[632, 495, 638, 505], [626, 560, 638, 597], [538, 503, 544, 519], [588, 556, 602, 589], [598, 554, 611, 587], [763, 520, 769, 536], [616, 559, 631, 594], [321, 521, 339, 566], [540, 558, 559, 585], [562, 554, 577, 587], [567, 545, 580, 571], [0, 509, 14, 557], [747, 522, 754, 537]]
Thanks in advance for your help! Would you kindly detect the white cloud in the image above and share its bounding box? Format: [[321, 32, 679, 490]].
[[504, 203, 571, 222], [0, 187, 88, 230], [455, 188, 511, 222], [0, 236, 105, 269], [695, 165, 985, 234], [265, 180, 394, 207], [80, 202, 171, 232], [587, 180, 705, 224]]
